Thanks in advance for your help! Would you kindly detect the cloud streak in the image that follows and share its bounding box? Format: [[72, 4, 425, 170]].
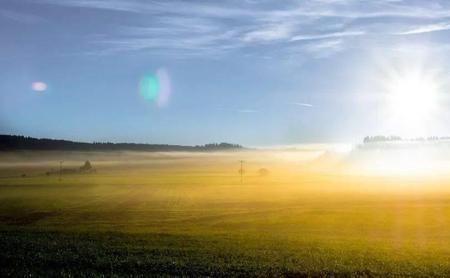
[[238, 109, 259, 113], [290, 31, 365, 42], [37, 0, 450, 20], [0, 9, 43, 23], [24, 0, 450, 57], [395, 22, 450, 35], [291, 102, 313, 107]]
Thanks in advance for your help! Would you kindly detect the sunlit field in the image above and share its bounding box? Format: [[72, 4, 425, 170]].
[[1, 149, 450, 276], [5, 0, 450, 276]]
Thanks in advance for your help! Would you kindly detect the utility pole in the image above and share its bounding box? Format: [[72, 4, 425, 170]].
[[59, 161, 63, 181], [239, 160, 245, 184]]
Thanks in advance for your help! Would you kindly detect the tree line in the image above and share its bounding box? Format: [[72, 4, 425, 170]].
[[0, 135, 243, 152], [363, 135, 450, 144]]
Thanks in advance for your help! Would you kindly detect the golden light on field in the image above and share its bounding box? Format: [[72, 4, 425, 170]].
[[353, 148, 438, 176]]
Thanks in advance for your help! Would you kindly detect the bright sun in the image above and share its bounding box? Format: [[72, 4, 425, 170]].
[[384, 70, 440, 136]]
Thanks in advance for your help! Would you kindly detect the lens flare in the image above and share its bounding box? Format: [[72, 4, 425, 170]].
[[140, 75, 159, 101], [156, 69, 171, 107], [139, 69, 171, 107], [31, 82, 47, 92]]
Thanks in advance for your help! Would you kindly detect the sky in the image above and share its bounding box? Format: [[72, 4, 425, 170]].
[[2, 0, 450, 145]]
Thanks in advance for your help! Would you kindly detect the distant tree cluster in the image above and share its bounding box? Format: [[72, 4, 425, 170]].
[[0, 135, 243, 152], [363, 135, 450, 144], [45, 160, 96, 177], [80, 160, 93, 172], [202, 143, 242, 149], [363, 136, 402, 143]]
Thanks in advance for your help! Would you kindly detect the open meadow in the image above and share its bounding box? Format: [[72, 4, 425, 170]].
[[1, 149, 450, 277], [6, 0, 450, 276]]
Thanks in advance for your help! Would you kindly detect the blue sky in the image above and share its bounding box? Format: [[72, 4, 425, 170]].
[[2, 0, 450, 145]]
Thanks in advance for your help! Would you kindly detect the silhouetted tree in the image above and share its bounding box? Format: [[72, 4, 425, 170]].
[[80, 160, 92, 171]]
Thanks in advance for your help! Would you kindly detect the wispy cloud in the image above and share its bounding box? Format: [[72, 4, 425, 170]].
[[395, 22, 450, 35], [290, 31, 365, 42], [95, 29, 241, 57], [291, 102, 313, 107], [38, 0, 258, 17], [37, 0, 146, 13], [303, 39, 346, 58], [238, 109, 259, 113], [0, 9, 43, 23], [242, 23, 294, 42], [36, 0, 450, 19], [25, 0, 450, 57]]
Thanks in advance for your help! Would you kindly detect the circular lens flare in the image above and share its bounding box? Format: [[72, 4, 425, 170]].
[[31, 82, 47, 92], [139, 68, 171, 107], [140, 76, 160, 101]]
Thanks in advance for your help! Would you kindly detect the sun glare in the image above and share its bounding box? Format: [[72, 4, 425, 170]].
[[384, 69, 441, 136]]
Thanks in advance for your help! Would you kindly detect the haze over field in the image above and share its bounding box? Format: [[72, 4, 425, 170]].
[[3, 0, 450, 276], [1, 149, 450, 276]]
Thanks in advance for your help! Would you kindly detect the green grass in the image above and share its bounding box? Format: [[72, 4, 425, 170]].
[[1, 151, 450, 276], [1, 229, 449, 277]]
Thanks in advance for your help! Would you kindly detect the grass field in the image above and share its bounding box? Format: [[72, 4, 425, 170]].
[[1, 150, 450, 277]]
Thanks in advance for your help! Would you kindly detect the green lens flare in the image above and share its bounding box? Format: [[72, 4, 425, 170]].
[[140, 75, 160, 101]]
